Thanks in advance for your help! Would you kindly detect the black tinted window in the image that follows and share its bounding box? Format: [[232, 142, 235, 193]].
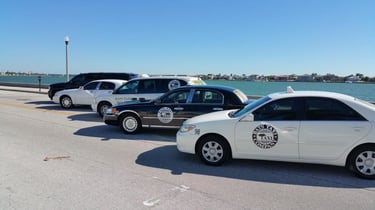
[[304, 97, 366, 121], [99, 82, 115, 90], [161, 90, 190, 104], [192, 90, 223, 104], [117, 80, 139, 94], [83, 82, 99, 90], [138, 80, 156, 93], [253, 98, 300, 121], [71, 75, 87, 85], [157, 79, 188, 93]]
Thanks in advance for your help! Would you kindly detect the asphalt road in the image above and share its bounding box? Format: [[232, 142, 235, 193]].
[[0, 90, 374, 209]]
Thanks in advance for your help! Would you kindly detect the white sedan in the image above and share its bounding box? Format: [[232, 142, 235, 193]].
[[177, 87, 375, 179], [52, 79, 127, 109]]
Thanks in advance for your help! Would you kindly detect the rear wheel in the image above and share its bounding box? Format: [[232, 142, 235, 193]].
[[197, 135, 231, 166], [119, 113, 141, 134], [347, 145, 375, 179], [60, 96, 73, 109], [98, 102, 111, 117]]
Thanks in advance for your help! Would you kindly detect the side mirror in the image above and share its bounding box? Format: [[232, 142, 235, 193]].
[[154, 98, 162, 104], [241, 113, 254, 122], [79, 86, 84, 90]]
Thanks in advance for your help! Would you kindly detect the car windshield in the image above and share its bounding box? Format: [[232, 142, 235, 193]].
[[230, 96, 271, 118]]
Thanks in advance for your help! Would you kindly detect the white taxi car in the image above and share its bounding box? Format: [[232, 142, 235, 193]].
[[53, 79, 127, 108], [177, 87, 375, 179]]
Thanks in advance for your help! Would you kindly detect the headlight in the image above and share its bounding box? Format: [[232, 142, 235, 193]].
[[106, 107, 116, 114], [179, 124, 196, 133]]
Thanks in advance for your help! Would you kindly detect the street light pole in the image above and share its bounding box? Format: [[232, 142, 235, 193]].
[[64, 36, 69, 82]]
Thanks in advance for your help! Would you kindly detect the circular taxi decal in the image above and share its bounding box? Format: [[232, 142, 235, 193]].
[[168, 80, 181, 90], [157, 107, 173, 123], [252, 124, 278, 149]]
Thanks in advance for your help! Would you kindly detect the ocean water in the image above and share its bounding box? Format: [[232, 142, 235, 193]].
[[205, 80, 375, 102], [1, 75, 375, 101]]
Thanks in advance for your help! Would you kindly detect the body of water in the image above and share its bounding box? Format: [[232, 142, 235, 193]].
[[1, 75, 374, 102]]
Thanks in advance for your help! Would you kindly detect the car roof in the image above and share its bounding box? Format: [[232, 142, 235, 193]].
[[268, 89, 357, 101], [77, 72, 137, 75], [128, 76, 203, 81], [172, 85, 239, 92], [90, 79, 128, 83]]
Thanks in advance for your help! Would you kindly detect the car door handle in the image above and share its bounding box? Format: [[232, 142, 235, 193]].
[[213, 107, 223, 111], [353, 127, 364, 132], [284, 127, 297, 132], [174, 107, 184, 111]]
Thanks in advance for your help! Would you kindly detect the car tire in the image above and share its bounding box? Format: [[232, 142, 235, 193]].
[[197, 135, 231, 166], [347, 145, 375, 179], [60, 96, 73, 109], [98, 102, 112, 117], [119, 113, 141, 134]]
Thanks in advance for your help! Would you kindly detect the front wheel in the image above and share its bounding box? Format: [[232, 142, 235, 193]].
[[347, 145, 375, 179], [60, 96, 73, 109], [197, 135, 231, 166], [119, 114, 141, 134]]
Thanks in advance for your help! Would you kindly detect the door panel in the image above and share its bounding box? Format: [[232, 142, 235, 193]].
[[299, 121, 371, 160], [235, 121, 300, 159]]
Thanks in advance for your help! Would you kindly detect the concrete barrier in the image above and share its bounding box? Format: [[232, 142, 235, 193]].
[[0, 81, 49, 89]]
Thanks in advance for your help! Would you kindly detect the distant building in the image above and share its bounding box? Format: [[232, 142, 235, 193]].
[[297, 74, 314, 82], [346, 75, 362, 83]]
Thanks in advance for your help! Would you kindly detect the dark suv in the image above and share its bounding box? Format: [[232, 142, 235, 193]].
[[48, 72, 141, 99]]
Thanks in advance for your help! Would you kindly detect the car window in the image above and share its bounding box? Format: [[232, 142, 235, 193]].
[[83, 82, 99, 90], [161, 90, 191, 104], [304, 97, 366, 121], [138, 80, 156, 93], [99, 82, 115, 90], [253, 98, 300, 121], [157, 79, 188, 93], [71, 75, 87, 85], [192, 90, 223, 104], [117, 80, 139, 94]]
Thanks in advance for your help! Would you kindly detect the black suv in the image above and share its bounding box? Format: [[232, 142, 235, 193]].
[[48, 72, 140, 99]]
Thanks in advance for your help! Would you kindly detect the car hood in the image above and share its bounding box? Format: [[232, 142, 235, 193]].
[[55, 88, 80, 95], [185, 109, 236, 124], [49, 82, 69, 88]]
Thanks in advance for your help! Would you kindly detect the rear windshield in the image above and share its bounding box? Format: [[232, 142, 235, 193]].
[[233, 89, 249, 103], [188, 79, 206, 85]]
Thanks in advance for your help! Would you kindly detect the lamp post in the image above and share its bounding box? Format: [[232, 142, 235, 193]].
[[64, 36, 69, 81]]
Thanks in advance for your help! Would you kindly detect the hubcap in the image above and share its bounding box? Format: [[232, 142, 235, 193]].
[[202, 141, 223, 162], [62, 98, 71, 107], [123, 117, 137, 132], [355, 151, 375, 175]]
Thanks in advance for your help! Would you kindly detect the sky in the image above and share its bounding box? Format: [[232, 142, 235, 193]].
[[0, 0, 374, 77]]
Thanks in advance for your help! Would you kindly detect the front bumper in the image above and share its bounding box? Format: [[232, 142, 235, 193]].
[[176, 130, 198, 154], [52, 95, 60, 104], [103, 113, 119, 126]]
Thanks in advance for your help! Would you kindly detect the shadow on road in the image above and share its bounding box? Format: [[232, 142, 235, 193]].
[[74, 125, 177, 142], [30, 102, 94, 112], [68, 113, 103, 122], [25, 100, 55, 105], [136, 145, 375, 189]]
